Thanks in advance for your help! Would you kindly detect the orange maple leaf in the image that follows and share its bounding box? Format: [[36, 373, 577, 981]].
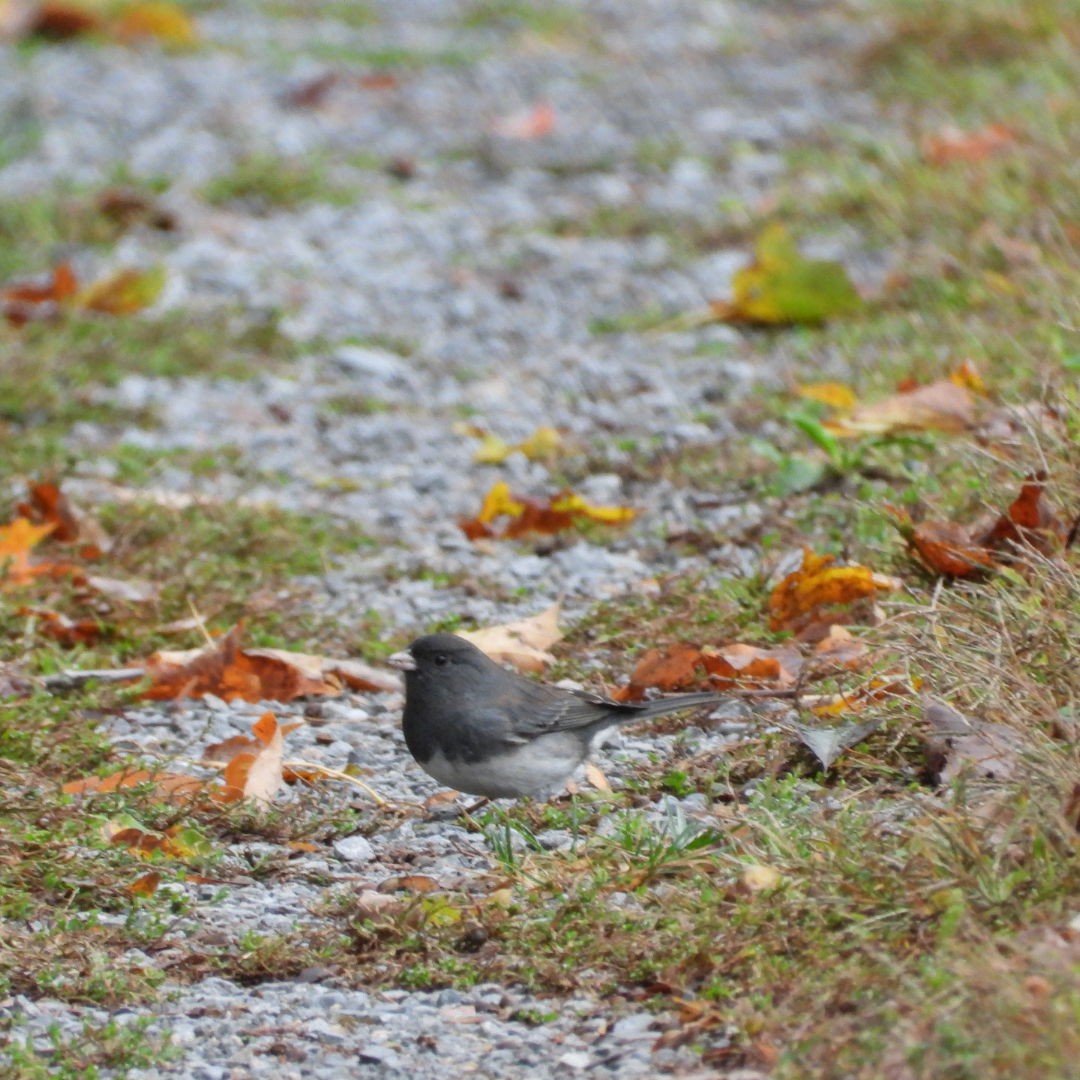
[[0, 517, 58, 586]]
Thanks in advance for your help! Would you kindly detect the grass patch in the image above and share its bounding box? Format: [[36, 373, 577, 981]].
[[460, 0, 590, 41], [1, 1016, 174, 1077], [262, 0, 377, 27], [0, 184, 173, 281], [545, 204, 742, 263], [303, 42, 484, 69], [201, 153, 359, 211], [0, 309, 300, 478]]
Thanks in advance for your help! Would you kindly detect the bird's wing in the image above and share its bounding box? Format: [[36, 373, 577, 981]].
[[504, 682, 722, 738], [502, 684, 643, 736]]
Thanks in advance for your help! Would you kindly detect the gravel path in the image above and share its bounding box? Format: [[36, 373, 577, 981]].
[[1, 1, 884, 1075]]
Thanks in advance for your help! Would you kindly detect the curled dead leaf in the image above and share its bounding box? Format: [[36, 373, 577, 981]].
[[460, 481, 634, 541], [455, 600, 563, 673], [768, 548, 901, 635]]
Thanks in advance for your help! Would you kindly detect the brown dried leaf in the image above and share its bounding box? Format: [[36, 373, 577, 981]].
[[922, 123, 1016, 166], [912, 519, 996, 578], [810, 624, 868, 671], [460, 481, 634, 541], [455, 600, 563, 673], [824, 377, 976, 437], [768, 548, 902, 634], [978, 475, 1065, 555], [140, 625, 340, 703], [220, 712, 286, 804], [615, 643, 705, 701], [63, 768, 206, 800], [702, 642, 802, 688], [923, 700, 1021, 785], [127, 871, 161, 897]]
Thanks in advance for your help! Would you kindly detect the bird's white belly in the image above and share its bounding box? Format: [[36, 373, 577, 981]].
[[421, 737, 583, 799]]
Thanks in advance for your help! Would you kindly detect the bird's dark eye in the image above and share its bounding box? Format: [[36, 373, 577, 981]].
[[434, 653, 449, 666]]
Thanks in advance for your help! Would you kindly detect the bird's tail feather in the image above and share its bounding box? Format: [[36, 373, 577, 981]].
[[636, 691, 725, 717]]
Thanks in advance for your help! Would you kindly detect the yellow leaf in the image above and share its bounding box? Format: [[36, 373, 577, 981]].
[[77, 265, 165, 315], [114, 0, 196, 45], [476, 481, 525, 524], [768, 547, 902, 633], [517, 426, 563, 461], [0, 517, 57, 584], [472, 433, 512, 464], [725, 223, 861, 325], [550, 492, 636, 525], [797, 382, 857, 411]]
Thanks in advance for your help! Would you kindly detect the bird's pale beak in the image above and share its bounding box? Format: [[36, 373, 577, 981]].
[[388, 649, 416, 672]]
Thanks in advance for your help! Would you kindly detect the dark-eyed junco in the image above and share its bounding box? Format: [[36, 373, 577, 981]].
[[389, 633, 724, 799]]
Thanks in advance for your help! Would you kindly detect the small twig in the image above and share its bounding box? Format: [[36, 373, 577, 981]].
[[283, 760, 390, 807], [193, 755, 395, 807], [187, 598, 213, 647], [39, 667, 145, 691]]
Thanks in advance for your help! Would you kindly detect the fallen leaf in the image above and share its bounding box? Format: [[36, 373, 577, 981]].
[[354, 889, 402, 917], [471, 425, 564, 465], [460, 481, 634, 541], [891, 475, 1068, 579], [29, 1, 101, 40], [283, 71, 341, 109], [978, 475, 1065, 555], [615, 643, 706, 700], [823, 376, 977, 437], [249, 650, 402, 694], [768, 548, 902, 635], [792, 716, 886, 770], [702, 642, 802, 688], [0, 517, 58, 586], [455, 600, 563, 673], [584, 762, 611, 792], [127, 871, 161, 897], [810, 624, 868, 671], [922, 123, 1016, 166], [491, 101, 556, 140], [797, 382, 858, 411], [96, 185, 176, 230], [2, 261, 77, 324], [113, 1, 195, 45], [139, 625, 340, 703], [910, 519, 996, 578], [0, 0, 36, 39], [77, 265, 165, 315], [104, 819, 206, 859], [220, 712, 286, 804], [19, 608, 104, 646], [923, 699, 1021, 785], [63, 768, 206, 800], [711, 223, 861, 326], [83, 574, 158, 604], [808, 675, 919, 718], [17, 481, 81, 543]]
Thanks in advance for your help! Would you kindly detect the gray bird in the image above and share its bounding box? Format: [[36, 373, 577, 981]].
[[389, 633, 723, 799]]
